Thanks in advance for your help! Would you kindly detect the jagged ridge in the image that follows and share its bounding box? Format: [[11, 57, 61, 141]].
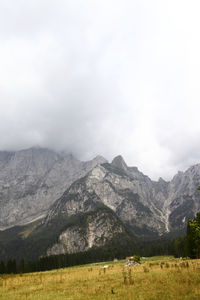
[[0, 148, 200, 258]]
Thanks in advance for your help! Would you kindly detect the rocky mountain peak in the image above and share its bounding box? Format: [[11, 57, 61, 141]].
[[186, 164, 200, 176], [158, 177, 168, 183], [111, 155, 128, 171], [1, 146, 200, 241], [91, 155, 107, 165], [0, 148, 107, 229], [1, 147, 200, 259]]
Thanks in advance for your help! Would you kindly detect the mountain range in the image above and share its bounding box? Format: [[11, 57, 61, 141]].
[[0, 147, 200, 260]]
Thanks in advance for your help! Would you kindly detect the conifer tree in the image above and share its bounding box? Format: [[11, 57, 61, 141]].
[[0, 261, 5, 274], [186, 212, 200, 258]]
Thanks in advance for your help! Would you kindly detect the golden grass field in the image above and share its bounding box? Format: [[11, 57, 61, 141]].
[[0, 256, 200, 300]]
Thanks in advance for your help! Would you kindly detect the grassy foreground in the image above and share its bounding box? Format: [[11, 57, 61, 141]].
[[0, 256, 200, 300]]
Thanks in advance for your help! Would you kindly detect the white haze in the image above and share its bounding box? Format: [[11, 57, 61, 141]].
[[0, 0, 200, 180]]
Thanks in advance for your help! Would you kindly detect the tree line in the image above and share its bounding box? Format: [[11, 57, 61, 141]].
[[1, 202, 199, 274], [0, 234, 187, 274]]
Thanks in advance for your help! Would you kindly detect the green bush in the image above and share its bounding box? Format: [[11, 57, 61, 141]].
[[133, 255, 141, 263]]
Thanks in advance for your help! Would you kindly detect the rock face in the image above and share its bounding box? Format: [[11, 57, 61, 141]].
[[44, 155, 200, 243], [43, 159, 168, 243], [47, 207, 126, 255], [168, 165, 200, 232], [0, 147, 107, 229], [1, 147, 200, 257]]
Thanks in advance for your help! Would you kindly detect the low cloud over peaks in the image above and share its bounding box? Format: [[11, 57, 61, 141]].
[[1, 0, 200, 180]]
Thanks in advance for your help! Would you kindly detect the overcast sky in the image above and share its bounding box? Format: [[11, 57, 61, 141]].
[[1, 0, 200, 180]]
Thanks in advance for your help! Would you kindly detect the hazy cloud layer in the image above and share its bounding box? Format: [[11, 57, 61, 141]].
[[1, 0, 200, 180]]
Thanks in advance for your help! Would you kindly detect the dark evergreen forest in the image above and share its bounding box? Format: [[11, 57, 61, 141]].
[[0, 234, 186, 274], [1, 210, 200, 275]]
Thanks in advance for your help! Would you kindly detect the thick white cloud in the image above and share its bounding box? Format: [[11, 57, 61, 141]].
[[0, 0, 200, 180]]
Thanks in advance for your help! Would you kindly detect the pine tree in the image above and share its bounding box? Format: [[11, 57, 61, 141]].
[[0, 261, 5, 274], [6, 259, 17, 274], [18, 258, 25, 273], [186, 212, 200, 258]]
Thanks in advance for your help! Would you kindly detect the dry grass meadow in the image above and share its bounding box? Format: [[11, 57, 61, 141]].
[[0, 256, 199, 300]]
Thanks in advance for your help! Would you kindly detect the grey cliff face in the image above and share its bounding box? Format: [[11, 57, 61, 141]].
[[47, 208, 125, 255], [44, 161, 168, 241], [1, 147, 200, 257], [0, 147, 107, 229], [44, 156, 200, 242], [167, 164, 200, 232]]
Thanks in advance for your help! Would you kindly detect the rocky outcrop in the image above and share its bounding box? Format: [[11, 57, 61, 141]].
[[47, 208, 126, 255]]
